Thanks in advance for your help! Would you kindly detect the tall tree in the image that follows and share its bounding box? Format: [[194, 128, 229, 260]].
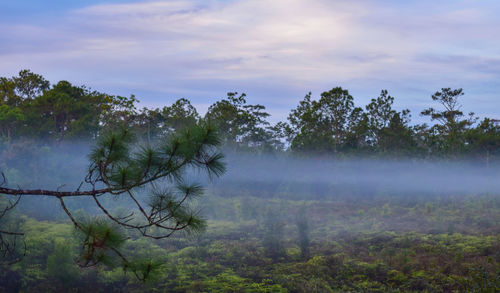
[[421, 88, 476, 157], [0, 70, 50, 141], [287, 92, 322, 152], [26, 81, 106, 140], [12, 69, 50, 101], [379, 113, 417, 156], [0, 70, 49, 107], [99, 95, 139, 131], [161, 98, 200, 132], [317, 87, 355, 152], [366, 90, 412, 154], [206, 92, 270, 150], [344, 106, 370, 153], [287, 87, 357, 154]]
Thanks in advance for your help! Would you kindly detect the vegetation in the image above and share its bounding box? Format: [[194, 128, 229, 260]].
[[1, 70, 500, 160], [1, 193, 499, 292], [1, 70, 500, 291]]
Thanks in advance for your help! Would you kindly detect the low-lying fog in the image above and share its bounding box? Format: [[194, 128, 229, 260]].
[[4, 144, 500, 198], [211, 153, 500, 197]]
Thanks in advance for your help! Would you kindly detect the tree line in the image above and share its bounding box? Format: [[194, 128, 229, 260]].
[[1, 69, 500, 163]]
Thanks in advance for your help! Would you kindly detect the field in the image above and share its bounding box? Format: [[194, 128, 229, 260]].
[[1, 188, 499, 292]]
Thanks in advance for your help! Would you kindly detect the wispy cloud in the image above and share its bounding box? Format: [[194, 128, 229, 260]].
[[1, 0, 500, 121]]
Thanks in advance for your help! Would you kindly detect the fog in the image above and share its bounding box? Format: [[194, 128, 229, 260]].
[[209, 153, 500, 198], [3, 143, 500, 223], [4, 143, 500, 200]]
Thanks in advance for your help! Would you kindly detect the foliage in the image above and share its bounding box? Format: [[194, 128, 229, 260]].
[[1, 193, 499, 292], [0, 70, 499, 161]]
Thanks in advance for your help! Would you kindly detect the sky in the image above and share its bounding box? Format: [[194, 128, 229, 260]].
[[1, 0, 500, 123]]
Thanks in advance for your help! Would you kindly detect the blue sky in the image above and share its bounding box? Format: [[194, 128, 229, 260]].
[[1, 0, 500, 123]]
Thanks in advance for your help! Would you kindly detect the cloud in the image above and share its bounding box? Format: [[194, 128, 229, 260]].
[[0, 0, 500, 122]]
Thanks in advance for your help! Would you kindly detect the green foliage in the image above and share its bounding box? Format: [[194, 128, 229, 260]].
[[1, 69, 499, 161], [263, 208, 286, 260], [46, 239, 79, 285], [206, 92, 274, 151], [77, 218, 128, 267], [0, 104, 24, 140], [421, 88, 477, 157], [1, 193, 500, 291]]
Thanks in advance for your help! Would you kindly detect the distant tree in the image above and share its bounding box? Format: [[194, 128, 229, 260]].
[[0, 70, 49, 107], [0, 105, 25, 142], [161, 98, 200, 132], [344, 106, 370, 153], [206, 92, 271, 150], [12, 69, 50, 101], [286, 92, 321, 152], [133, 99, 200, 145], [264, 122, 290, 152], [98, 94, 139, 131], [0, 70, 50, 141], [466, 118, 500, 166], [421, 88, 477, 157], [132, 107, 164, 144], [287, 87, 357, 154], [0, 77, 17, 107], [318, 87, 356, 152], [0, 122, 225, 280], [365, 90, 413, 155], [380, 113, 417, 156], [366, 90, 397, 131], [26, 81, 103, 140]]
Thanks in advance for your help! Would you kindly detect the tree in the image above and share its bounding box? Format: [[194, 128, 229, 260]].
[[205, 92, 271, 150], [466, 118, 500, 166], [0, 70, 50, 141], [0, 105, 25, 142], [421, 88, 476, 156], [317, 87, 355, 153], [0, 122, 225, 280], [287, 92, 323, 152], [365, 90, 413, 154], [379, 113, 417, 156], [26, 81, 110, 140], [344, 106, 370, 153], [132, 98, 201, 145], [98, 94, 139, 132], [0, 70, 49, 107], [12, 69, 50, 101], [287, 87, 357, 154], [161, 98, 200, 133]]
